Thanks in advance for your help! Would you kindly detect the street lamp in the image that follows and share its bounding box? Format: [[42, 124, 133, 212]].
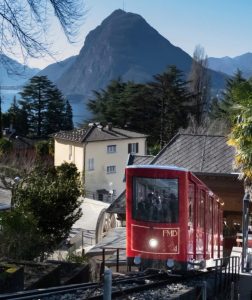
[[242, 192, 250, 272], [109, 182, 113, 202], [10, 176, 20, 209]]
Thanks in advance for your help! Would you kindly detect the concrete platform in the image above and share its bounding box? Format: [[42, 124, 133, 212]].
[[87, 227, 126, 256], [239, 273, 252, 299], [0, 188, 11, 210]]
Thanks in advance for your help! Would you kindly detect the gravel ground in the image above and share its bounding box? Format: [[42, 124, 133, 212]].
[[38, 282, 194, 300]]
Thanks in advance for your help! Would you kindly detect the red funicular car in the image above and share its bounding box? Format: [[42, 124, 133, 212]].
[[126, 165, 223, 271]]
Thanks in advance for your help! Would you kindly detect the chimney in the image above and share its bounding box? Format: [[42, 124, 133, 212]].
[[107, 122, 112, 131]]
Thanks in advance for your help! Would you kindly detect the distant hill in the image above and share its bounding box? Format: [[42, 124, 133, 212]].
[[0, 55, 40, 112], [0, 54, 39, 86], [38, 9, 228, 122], [37, 56, 77, 83], [208, 52, 252, 79]]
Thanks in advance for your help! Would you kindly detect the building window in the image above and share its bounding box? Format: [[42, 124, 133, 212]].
[[107, 165, 116, 174], [128, 142, 139, 154], [107, 145, 116, 153], [88, 158, 94, 171], [69, 145, 72, 160]]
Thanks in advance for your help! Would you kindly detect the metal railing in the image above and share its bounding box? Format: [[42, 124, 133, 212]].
[[213, 256, 240, 299], [100, 247, 126, 280]]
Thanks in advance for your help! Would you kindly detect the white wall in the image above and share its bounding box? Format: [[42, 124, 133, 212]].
[[54, 137, 146, 198], [54, 139, 84, 179], [85, 138, 146, 197]]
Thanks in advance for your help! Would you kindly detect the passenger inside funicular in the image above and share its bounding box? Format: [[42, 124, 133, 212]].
[[133, 177, 179, 223]]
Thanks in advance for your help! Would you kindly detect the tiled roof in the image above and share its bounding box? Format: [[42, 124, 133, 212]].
[[53, 127, 91, 143], [152, 134, 238, 174], [106, 190, 126, 214], [107, 133, 239, 214], [130, 154, 154, 165], [53, 124, 147, 143]]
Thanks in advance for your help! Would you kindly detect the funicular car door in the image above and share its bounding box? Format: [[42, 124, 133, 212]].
[[207, 195, 214, 259], [196, 188, 206, 260], [188, 182, 196, 260], [213, 200, 219, 258]]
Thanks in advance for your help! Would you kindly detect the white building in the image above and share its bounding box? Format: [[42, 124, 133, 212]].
[[54, 123, 147, 201]]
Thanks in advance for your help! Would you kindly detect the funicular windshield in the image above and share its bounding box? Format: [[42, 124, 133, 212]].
[[132, 176, 179, 223]]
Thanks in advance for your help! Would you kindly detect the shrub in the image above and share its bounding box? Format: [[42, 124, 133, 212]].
[[0, 139, 12, 156]]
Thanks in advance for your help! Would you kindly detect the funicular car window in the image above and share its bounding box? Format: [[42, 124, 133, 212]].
[[132, 177, 178, 223]]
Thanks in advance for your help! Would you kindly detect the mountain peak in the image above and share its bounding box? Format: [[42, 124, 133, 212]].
[[100, 9, 144, 28], [52, 9, 225, 123], [108, 9, 126, 17]]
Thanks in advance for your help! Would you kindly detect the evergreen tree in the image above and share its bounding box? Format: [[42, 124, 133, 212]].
[[64, 100, 74, 130], [87, 79, 155, 132], [148, 65, 192, 147], [214, 70, 246, 121], [88, 68, 192, 148], [19, 76, 54, 137], [3, 96, 29, 136], [44, 87, 66, 134], [88, 78, 127, 125], [19, 76, 73, 137]]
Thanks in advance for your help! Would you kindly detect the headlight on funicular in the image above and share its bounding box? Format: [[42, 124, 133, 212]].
[[149, 238, 158, 248]]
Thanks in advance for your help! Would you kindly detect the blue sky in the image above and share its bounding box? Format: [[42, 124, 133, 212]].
[[29, 0, 252, 69]]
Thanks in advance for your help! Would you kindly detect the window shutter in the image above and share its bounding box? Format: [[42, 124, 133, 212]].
[[136, 143, 139, 153], [128, 144, 131, 153]]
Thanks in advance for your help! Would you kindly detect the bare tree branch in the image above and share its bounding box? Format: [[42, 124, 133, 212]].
[[0, 0, 85, 63]]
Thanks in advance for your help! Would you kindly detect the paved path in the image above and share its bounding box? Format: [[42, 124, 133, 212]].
[[0, 188, 11, 210], [49, 198, 110, 260]]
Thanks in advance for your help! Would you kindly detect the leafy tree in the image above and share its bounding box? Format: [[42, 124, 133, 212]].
[[35, 140, 52, 158], [19, 76, 73, 137], [211, 70, 246, 124], [0, 95, 2, 139], [3, 96, 29, 136], [0, 162, 83, 260], [0, 210, 45, 260], [227, 80, 252, 189], [0, 138, 12, 157]]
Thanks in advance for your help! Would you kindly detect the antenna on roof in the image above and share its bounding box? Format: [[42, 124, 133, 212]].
[[122, 0, 125, 11]]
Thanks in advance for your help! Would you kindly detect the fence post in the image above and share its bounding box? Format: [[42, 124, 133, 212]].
[[202, 281, 207, 300], [100, 248, 106, 281], [230, 281, 235, 300], [116, 248, 119, 272], [103, 268, 112, 300]]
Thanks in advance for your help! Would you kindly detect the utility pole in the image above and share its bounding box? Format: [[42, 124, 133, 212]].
[[0, 88, 2, 139]]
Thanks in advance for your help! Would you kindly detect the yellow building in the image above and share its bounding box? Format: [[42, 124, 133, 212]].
[[53, 123, 147, 201]]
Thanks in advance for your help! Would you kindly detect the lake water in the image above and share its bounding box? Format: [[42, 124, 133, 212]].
[[1, 89, 20, 111], [1, 89, 88, 125]]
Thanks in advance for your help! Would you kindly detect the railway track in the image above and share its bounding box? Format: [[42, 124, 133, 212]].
[[0, 270, 210, 300]]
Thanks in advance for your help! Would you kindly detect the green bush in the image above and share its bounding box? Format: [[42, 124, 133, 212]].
[[0, 139, 12, 156], [35, 140, 50, 157]]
